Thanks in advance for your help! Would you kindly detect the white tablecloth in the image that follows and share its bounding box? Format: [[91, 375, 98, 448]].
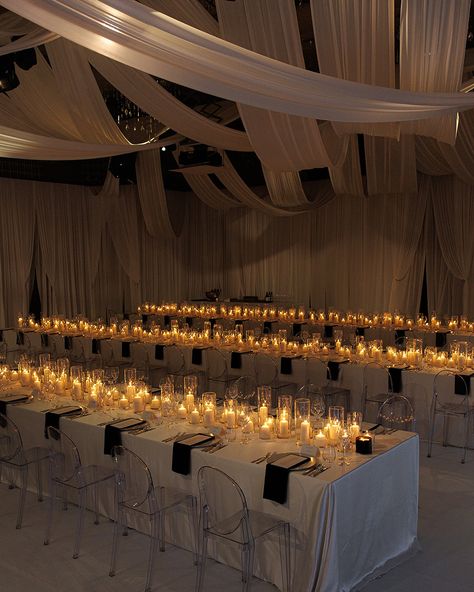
[[5, 393, 419, 592]]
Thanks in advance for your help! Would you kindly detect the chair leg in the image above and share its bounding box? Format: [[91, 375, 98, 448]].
[[427, 398, 437, 458], [16, 468, 28, 529], [35, 454, 44, 502], [92, 482, 100, 525], [189, 496, 199, 565], [109, 508, 125, 577], [145, 515, 160, 592], [159, 488, 165, 552], [73, 489, 86, 559], [442, 414, 448, 447], [462, 413, 470, 464], [195, 530, 208, 592], [44, 481, 56, 546], [241, 541, 255, 592]]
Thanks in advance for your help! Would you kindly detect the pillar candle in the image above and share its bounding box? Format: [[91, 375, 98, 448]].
[[300, 420, 311, 444], [190, 407, 200, 425]]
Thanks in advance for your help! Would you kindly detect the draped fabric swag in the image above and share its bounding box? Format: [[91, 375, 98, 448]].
[[2, 172, 474, 327]]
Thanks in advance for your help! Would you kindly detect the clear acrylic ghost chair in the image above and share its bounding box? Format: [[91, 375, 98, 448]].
[[196, 466, 291, 592], [253, 353, 293, 405], [206, 347, 234, 394], [427, 370, 474, 463], [362, 362, 396, 422], [110, 446, 197, 592], [377, 395, 415, 432], [44, 426, 116, 558], [0, 413, 49, 528]]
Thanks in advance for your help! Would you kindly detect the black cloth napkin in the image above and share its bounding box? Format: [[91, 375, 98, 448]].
[[92, 338, 101, 354], [16, 331, 24, 346], [455, 373, 474, 395], [231, 352, 242, 369], [44, 407, 82, 439], [64, 336, 72, 350], [103, 419, 147, 455], [0, 329, 3, 341], [185, 316, 193, 328], [280, 357, 293, 375], [327, 360, 341, 381], [164, 315, 171, 328], [435, 332, 448, 348], [388, 367, 403, 393], [142, 314, 148, 325], [41, 333, 49, 348], [324, 325, 333, 339], [192, 348, 203, 365], [0, 394, 30, 416], [292, 323, 303, 337], [355, 327, 365, 337], [122, 341, 131, 358], [263, 463, 291, 504], [155, 344, 164, 360], [171, 434, 214, 475]]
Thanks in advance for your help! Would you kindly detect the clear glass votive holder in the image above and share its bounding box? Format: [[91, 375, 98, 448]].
[[277, 395, 292, 439], [328, 405, 345, 424], [201, 391, 217, 427], [124, 367, 137, 385], [257, 385, 272, 427], [347, 411, 362, 442], [295, 397, 311, 445]]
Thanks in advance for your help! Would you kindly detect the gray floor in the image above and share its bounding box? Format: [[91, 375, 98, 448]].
[[0, 441, 471, 592]]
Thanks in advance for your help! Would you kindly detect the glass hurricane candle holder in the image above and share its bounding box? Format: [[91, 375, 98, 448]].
[[347, 411, 362, 442], [328, 405, 344, 424], [295, 398, 311, 445], [124, 368, 137, 385], [201, 391, 217, 427], [277, 395, 292, 439], [257, 385, 272, 427], [160, 383, 175, 417]]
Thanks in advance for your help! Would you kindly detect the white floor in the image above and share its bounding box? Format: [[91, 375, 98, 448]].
[[0, 441, 472, 592]]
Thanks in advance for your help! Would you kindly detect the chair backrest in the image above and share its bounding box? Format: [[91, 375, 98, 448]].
[[377, 394, 415, 431], [46, 427, 83, 483], [197, 466, 250, 542], [206, 347, 227, 380], [0, 413, 24, 462], [305, 358, 329, 388], [230, 375, 257, 405], [111, 446, 156, 512], [253, 353, 278, 386], [433, 369, 470, 409], [363, 361, 393, 397], [166, 345, 185, 374]]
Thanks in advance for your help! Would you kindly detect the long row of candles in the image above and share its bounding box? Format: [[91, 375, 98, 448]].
[[2, 355, 366, 449], [13, 312, 474, 371], [138, 303, 474, 332]]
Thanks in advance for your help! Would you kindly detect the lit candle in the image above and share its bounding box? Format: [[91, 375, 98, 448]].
[[72, 379, 82, 400], [278, 415, 290, 438], [242, 418, 254, 433], [150, 395, 160, 410], [126, 382, 136, 399], [185, 392, 195, 412], [315, 429, 327, 448], [203, 406, 215, 427], [259, 421, 271, 440], [88, 393, 98, 410], [300, 419, 311, 444], [177, 403, 187, 419], [226, 408, 236, 429], [190, 407, 200, 425], [259, 404, 268, 425], [133, 393, 145, 413], [349, 423, 360, 440], [118, 395, 128, 410]]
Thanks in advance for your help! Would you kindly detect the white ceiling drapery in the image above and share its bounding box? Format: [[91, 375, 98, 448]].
[[3, 0, 474, 122]]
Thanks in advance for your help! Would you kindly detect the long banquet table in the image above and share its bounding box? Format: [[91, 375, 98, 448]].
[[4, 388, 419, 592]]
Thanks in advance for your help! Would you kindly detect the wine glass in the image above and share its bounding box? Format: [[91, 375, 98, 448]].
[[310, 392, 326, 428]]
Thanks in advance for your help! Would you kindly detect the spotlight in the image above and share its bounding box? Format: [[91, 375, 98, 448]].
[[0, 55, 19, 93], [161, 146, 166, 152], [11, 38, 37, 70]]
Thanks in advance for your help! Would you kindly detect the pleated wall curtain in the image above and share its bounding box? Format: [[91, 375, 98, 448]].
[[3, 173, 474, 326]]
